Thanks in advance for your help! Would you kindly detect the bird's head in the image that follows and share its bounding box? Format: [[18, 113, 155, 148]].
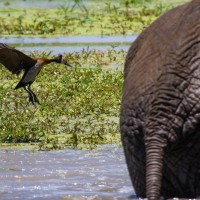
[[53, 54, 63, 63], [52, 54, 73, 68]]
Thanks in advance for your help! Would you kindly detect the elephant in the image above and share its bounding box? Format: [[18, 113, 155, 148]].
[[120, 0, 200, 199]]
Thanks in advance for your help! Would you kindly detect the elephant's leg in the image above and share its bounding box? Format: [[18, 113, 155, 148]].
[[161, 130, 200, 198], [123, 132, 146, 197], [120, 106, 146, 197]]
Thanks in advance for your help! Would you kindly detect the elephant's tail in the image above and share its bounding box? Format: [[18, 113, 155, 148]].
[[145, 135, 166, 200]]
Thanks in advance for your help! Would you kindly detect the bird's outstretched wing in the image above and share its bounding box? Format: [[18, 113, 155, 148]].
[[0, 43, 37, 74]]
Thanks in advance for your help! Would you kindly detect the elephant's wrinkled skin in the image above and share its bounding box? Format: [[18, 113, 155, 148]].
[[120, 0, 200, 199]]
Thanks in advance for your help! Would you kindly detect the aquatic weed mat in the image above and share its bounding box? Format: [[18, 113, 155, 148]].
[[0, 49, 125, 150], [0, 0, 190, 36]]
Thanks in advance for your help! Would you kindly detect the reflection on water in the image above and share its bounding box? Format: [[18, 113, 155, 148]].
[[0, 146, 135, 200]]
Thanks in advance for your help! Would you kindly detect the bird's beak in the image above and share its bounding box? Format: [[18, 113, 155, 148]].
[[61, 59, 73, 68], [65, 62, 73, 68]]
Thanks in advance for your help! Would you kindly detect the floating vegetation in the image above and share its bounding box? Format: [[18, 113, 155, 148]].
[[0, 49, 125, 150], [0, 0, 189, 36]]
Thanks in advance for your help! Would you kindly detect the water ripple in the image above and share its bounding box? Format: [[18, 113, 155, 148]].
[[0, 146, 134, 199]]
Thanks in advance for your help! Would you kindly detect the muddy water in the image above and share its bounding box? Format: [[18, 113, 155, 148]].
[[0, 146, 135, 200]]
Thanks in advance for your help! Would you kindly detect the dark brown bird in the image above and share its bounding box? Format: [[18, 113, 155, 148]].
[[0, 43, 72, 104]]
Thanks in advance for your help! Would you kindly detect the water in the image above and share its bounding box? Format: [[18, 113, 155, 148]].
[[0, 146, 135, 200], [19, 44, 130, 55], [0, 0, 119, 9], [0, 35, 137, 55], [0, 0, 79, 9], [0, 35, 136, 44]]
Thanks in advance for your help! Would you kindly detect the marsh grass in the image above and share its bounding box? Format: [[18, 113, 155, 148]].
[[0, 49, 125, 150], [0, 0, 189, 36]]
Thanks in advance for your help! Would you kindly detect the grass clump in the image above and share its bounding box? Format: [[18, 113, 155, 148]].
[[0, 49, 125, 150]]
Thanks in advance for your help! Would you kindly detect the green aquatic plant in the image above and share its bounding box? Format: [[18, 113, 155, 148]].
[[0, 0, 189, 36], [0, 49, 124, 150]]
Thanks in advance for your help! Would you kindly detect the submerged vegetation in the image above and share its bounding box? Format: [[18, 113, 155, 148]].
[[0, 49, 125, 150], [0, 0, 189, 36]]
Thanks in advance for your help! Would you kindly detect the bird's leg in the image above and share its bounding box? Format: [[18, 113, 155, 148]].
[[27, 85, 40, 105], [23, 86, 34, 104]]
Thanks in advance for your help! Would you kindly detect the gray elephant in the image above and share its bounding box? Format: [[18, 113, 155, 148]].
[[120, 0, 200, 199]]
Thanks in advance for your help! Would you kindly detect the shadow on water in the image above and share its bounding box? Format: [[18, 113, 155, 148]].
[[0, 35, 138, 54], [0, 145, 135, 200]]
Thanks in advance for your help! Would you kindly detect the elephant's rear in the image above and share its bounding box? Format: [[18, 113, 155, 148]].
[[120, 0, 200, 199]]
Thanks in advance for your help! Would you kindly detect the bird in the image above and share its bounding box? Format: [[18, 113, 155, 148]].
[[0, 43, 73, 104]]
